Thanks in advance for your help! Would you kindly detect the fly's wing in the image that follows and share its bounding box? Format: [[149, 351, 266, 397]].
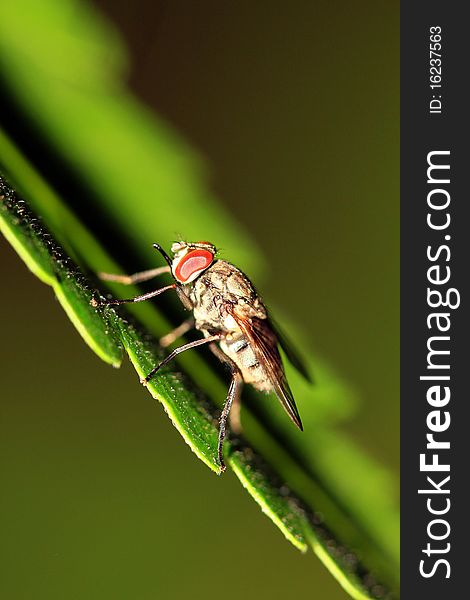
[[268, 317, 312, 383], [230, 309, 303, 431]]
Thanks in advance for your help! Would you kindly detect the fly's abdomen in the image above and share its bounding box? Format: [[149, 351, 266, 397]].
[[220, 335, 272, 392]]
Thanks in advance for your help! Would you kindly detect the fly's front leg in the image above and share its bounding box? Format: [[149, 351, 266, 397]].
[[91, 283, 177, 307], [98, 265, 171, 285], [159, 318, 195, 348], [209, 343, 243, 472]]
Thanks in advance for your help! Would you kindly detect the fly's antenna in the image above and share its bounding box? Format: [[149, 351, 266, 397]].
[[153, 243, 173, 270]]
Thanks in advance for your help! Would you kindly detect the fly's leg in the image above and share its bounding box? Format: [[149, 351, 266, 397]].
[[209, 344, 243, 434], [98, 265, 171, 285], [209, 343, 244, 471], [141, 334, 223, 386], [159, 318, 195, 348], [91, 283, 176, 307], [217, 371, 243, 472]]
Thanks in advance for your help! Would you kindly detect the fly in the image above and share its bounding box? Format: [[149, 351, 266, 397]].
[[93, 241, 311, 471]]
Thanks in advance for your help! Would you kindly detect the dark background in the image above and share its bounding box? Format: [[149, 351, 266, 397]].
[[0, 2, 398, 599]]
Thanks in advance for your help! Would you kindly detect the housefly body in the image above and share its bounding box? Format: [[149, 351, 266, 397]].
[[93, 241, 311, 471]]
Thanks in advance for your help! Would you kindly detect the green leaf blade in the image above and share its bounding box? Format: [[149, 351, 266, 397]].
[[229, 448, 308, 552]]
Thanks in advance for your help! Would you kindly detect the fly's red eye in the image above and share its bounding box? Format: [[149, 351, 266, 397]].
[[175, 249, 214, 283]]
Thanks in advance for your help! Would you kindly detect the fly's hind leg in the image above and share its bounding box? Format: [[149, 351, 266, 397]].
[[218, 371, 243, 472], [159, 318, 195, 348], [209, 344, 243, 435], [209, 343, 243, 471]]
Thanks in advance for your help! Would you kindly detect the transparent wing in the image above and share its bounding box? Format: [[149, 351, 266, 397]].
[[230, 309, 303, 430]]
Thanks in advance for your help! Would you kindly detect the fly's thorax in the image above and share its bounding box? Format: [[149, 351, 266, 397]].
[[188, 260, 267, 333]]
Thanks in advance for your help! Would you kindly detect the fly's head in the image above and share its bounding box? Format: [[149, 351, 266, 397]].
[[170, 241, 216, 285]]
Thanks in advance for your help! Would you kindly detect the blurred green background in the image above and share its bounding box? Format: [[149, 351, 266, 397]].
[[0, 1, 398, 599]]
